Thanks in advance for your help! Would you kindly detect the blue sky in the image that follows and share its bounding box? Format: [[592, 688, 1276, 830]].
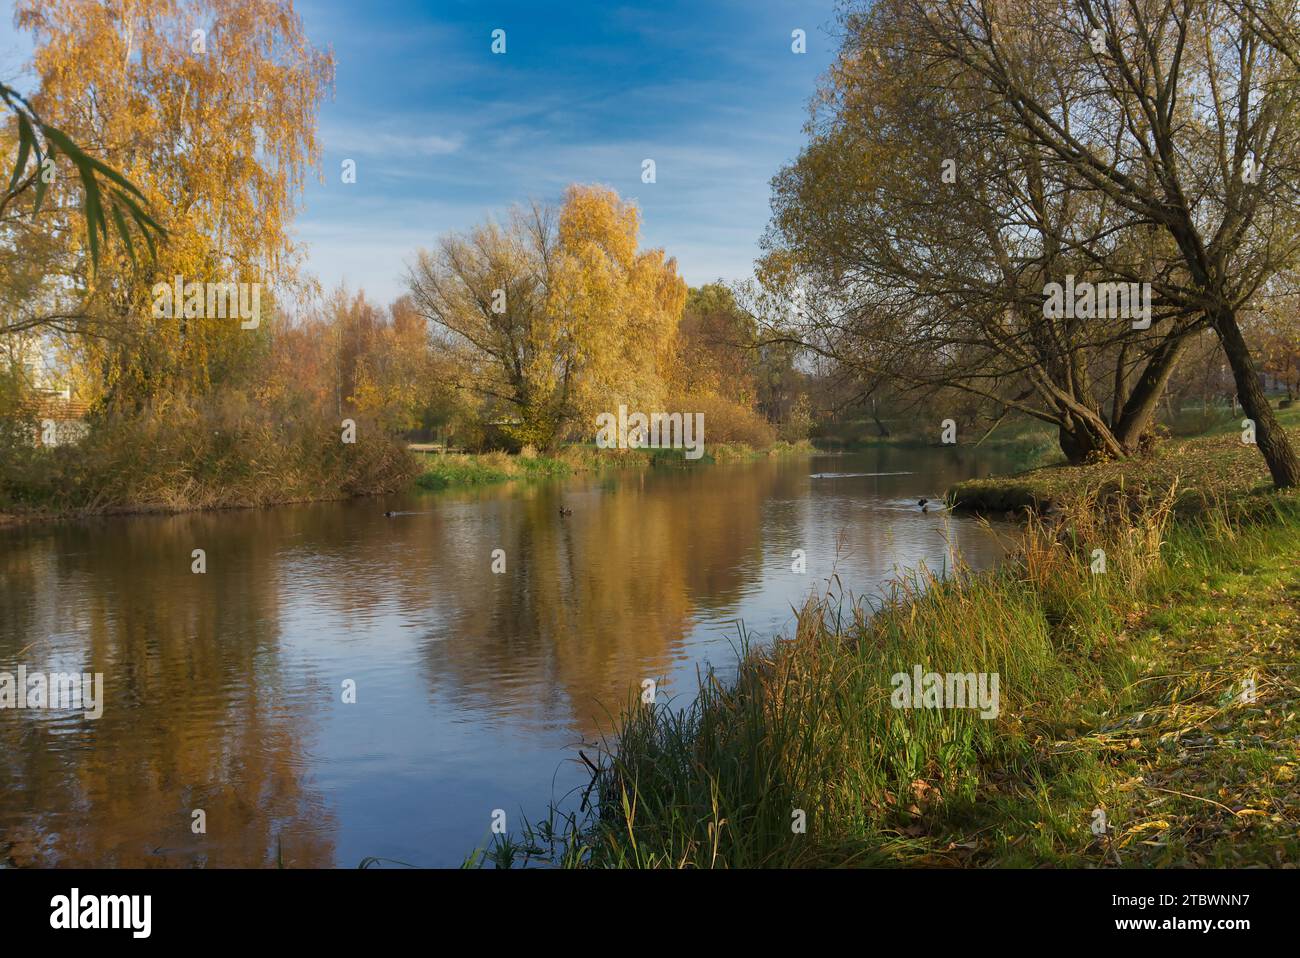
[[3, 0, 842, 305]]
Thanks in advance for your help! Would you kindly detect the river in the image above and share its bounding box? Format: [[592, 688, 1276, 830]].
[[0, 446, 1019, 867]]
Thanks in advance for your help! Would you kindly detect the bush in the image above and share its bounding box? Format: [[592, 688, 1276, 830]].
[[676, 391, 777, 448], [778, 395, 813, 442], [0, 389, 417, 515]]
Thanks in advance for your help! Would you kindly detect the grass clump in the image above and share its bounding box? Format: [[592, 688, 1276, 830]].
[[414, 451, 571, 488], [0, 396, 417, 519]]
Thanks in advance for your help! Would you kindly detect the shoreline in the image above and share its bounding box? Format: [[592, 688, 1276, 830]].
[[0, 440, 816, 527], [0, 491, 372, 529], [949, 420, 1300, 516], [412, 439, 813, 488], [491, 426, 1300, 868]]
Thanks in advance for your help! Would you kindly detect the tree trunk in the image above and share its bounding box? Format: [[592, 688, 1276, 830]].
[[1058, 425, 1093, 464], [1058, 411, 1125, 464], [1211, 307, 1300, 488], [1112, 335, 1191, 452], [871, 400, 891, 437], [1111, 343, 1130, 426]]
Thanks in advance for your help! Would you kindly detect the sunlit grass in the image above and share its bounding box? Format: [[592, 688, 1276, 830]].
[[476, 485, 1300, 868], [950, 415, 1300, 514], [413, 440, 814, 489]]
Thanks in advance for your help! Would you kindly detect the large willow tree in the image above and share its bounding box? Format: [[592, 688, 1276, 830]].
[[9, 0, 334, 407]]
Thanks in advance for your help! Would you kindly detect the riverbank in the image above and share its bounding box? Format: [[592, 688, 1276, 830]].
[[498, 443, 1300, 868], [414, 440, 814, 489], [0, 437, 815, 524], [0, 422, 418, 526], [949, 411, 1300, 514]]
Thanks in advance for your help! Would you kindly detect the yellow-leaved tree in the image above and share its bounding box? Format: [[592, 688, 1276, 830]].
[[12, 0, 333, 408], [548, 185, 685, 430], [407, 184, 686, 449]]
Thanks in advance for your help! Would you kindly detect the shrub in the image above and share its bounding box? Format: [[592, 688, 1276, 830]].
[[0, 389, 417, 514], [677, 391, 777, 448]]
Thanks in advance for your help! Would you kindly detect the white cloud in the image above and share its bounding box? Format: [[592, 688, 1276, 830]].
[[324, 127, 465, 157]]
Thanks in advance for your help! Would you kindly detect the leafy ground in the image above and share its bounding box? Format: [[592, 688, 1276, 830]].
[[907, 510, 1300, 867], [1082, 543, 1299, 866]]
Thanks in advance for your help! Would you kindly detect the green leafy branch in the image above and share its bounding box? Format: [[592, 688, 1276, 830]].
[[2, 80, 165, 270]]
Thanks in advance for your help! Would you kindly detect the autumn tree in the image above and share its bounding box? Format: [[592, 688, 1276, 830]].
[[765, 0, 1300, 482], [406, 185, 687, 449], [764, 0, 1218, 463], [344, 292, 437, 432], [1, 81, 164, 339], [1254, 287, 1300, 400], [871, 0, 1299, 483], [676, 283, 759, 406], [9, 0, 333, 408]]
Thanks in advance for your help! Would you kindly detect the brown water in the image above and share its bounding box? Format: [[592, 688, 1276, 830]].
[[0, 447, 1019, 867]]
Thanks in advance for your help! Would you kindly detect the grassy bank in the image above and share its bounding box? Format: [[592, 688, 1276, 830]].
[[950, 409, 1300, 514], [481, 455, 1299, 867], [414, 440, 814, 489]]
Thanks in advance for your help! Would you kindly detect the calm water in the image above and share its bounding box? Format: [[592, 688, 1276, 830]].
[[0, 447, 1018, 867]]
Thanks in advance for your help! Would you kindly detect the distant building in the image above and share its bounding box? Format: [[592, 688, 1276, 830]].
[[2, 332, 89, 446]]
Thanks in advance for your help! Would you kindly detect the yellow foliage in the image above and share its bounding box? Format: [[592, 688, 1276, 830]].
[[408, 184, 687, 448], [15, 0, 334, 405]]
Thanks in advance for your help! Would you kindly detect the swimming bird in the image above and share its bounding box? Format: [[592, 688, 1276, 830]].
[[559, 506, 573, 517], [384, 511, 395, 517], [918, 498, 929, 511]]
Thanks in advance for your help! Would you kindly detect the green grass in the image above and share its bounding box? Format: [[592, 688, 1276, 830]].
[[413, 451, 569, 488], [936, 505, 1300, 867], [1166, 400, 1300, 438], [413, 440, 814, 489], [476, 470, 1300, 867]]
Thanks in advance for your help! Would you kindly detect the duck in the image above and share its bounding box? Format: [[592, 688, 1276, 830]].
[[384, 511, 395, 517], [558, 506, 573, 517], [918, 498, 929, 512]]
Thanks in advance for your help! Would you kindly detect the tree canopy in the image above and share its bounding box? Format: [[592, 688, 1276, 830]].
[[764, 0, 1300, 483], [406, 185, 687, 449]]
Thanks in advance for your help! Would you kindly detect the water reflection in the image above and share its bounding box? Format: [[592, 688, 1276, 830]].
[[0, 447, 1015, 866]]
